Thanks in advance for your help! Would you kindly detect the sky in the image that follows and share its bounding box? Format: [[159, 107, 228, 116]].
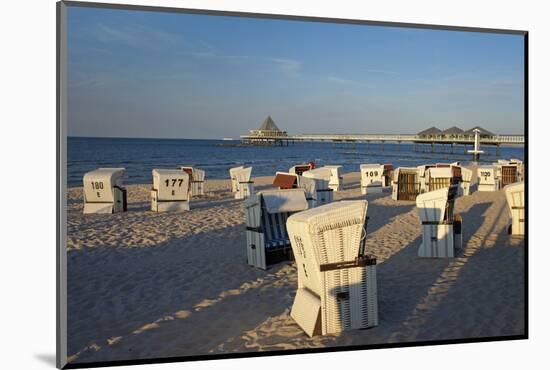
[[67, 6, 525, 139]]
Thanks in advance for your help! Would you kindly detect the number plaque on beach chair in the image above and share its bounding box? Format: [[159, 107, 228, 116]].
[[151, 169, 190, 212], [83, 168, 127, 214], [505, 182, 524, 236], [244, 189, 309, 269], [477, 166, 500, 192], [391, 167, 421, 201], [416, 186, 463, 258], [360, 164, 385, 194], [287, 201, 379, 336], [181, 166, 206, 197], [234, 167, 254, 199]]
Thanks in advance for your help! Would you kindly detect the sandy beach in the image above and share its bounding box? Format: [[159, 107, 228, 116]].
[[66, 172, 525, 364]]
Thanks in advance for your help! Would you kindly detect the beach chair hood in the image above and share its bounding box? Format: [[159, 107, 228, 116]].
[[261, 189, 308, 214]]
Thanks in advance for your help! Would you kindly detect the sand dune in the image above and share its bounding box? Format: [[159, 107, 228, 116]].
[[66, 173, 524, 364]]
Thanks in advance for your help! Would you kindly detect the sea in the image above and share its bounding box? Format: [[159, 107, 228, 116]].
[[67, 137, 525, 187]]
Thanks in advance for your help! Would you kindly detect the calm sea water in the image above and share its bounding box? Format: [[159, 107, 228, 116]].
[[67, 137, 525, 187]]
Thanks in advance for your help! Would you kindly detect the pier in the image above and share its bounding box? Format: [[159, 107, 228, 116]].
[[240, 117, 524, 156]]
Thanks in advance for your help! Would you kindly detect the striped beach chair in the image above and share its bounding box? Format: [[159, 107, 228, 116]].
[[505, 182, 525, 236], [287, 201, 378, 336], [416, 185, 462, 258], [244, 189, 309, 269]]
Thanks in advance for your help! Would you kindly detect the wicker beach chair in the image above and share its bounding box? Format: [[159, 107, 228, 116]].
[[391, 167, 421, 201], [151, 169, 190, 212], [510, 159, 524, 182], [416, 185, 462, 258], [382, 164, 394, 187], [360, 164, 385, 194], [181, 166, 206, 197], [416, 164, 436, 193], [477, 166, 500, 192], [244, 189, 309, 269], [324, 165, 343, 192], [83, 168, 127, 214], [460, 167, 474, 196], [229, 166, 244, 193], [505, 182, 525, 236], [426, 167, 461, 192], [298, 175, 333, 208], [234, 167, 254, 200], [287, 201, 378, 336]]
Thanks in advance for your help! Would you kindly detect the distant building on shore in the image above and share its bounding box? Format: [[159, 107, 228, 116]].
[[417, 125, 496, 140], [248, 116, 288, 138]]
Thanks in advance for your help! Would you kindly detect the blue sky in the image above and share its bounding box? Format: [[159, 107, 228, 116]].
[[67, 6, 525, 138]]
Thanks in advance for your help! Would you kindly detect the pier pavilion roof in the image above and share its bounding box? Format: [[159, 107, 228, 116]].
[[257, 116, 281, 132], [464, 126, 495, 137], [417, 127, 443, 136], [442, 126, 465, 135]]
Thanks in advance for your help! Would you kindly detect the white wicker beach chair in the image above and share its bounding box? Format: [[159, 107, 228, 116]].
[[391, 167, 421, 201], [229, 166, 244, 193], [83, 168, 127, 214], [510, 159, 524, 182], [298, 175, 333, 208], [244, 189, 309, 269], [234, 167, 254, 200], [287, 201, 378, 336], [151, 169, 190, 212], [416, 186, 462, 258], [460, 167, 474, 196], [426, 167, 460, 192], [416, 165, 435, 193], [324, 165, 343, 191], [505, 182, 525, 236], [181, 166, 206, 197], [477, 166, 500, 192], [360, 164, 385, 194]]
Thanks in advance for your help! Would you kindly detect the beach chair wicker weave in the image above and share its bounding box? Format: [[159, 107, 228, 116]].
[[83, 168, 127, 214], [244, 189, 309, 269], [505, 182, 524, 236], [287, 201, 378, 336], [151, 169, 190, 212], [391, 167, 421, 201], [416, 185, 462, 258]]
